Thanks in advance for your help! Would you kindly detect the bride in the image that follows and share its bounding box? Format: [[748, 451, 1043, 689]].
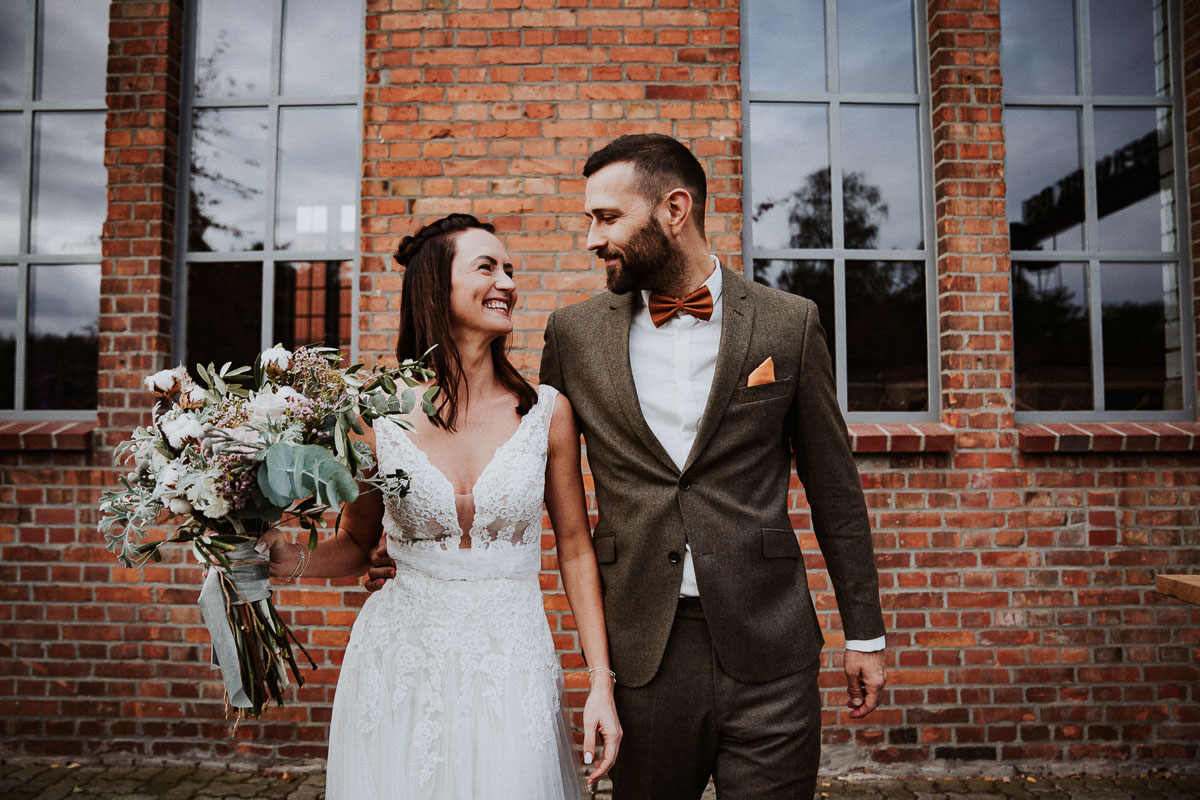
[[259, 214, 620, 798]]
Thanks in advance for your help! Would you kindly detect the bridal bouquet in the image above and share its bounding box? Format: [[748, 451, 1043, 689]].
[[100, 345, 437, 719]]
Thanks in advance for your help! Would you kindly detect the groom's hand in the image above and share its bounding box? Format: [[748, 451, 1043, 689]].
[[362, 537, 395, 593], [844, 649, 887, 719]]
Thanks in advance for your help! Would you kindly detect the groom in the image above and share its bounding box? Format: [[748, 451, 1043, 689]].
[[371, 134, 887, 798]]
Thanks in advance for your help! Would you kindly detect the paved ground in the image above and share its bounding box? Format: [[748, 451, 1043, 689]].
[[2, 763, 1199, 800]]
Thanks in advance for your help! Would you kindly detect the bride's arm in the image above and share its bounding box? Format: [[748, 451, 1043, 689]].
[[260, 426, 383, 581], [544, 393, 622, 786]]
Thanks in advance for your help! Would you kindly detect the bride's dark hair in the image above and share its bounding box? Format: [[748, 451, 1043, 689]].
[[394, 213, 536, 431]]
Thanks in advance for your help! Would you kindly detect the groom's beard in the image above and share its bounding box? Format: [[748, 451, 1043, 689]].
[[598, 217, 686, 295]]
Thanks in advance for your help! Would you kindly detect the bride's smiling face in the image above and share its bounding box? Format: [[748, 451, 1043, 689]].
[[448, 228, 517, 340]]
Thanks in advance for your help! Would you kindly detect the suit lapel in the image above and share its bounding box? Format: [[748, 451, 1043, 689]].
[[599, 292, 680, 474], [683, 267, 754, 472]]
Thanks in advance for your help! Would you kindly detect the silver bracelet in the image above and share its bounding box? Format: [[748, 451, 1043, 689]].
[[588, 667, 616, 681], [284, 542, 308, 583]]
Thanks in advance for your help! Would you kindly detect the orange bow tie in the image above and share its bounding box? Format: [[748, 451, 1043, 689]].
[[647, 285, 714, 328]]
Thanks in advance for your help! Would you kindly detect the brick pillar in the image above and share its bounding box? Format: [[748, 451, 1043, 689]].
[[99, 0, 185, 447], [927, 0, 1015, 458]]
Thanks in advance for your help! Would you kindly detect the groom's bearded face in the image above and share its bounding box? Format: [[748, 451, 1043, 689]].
[[597, 214, 685, 295]]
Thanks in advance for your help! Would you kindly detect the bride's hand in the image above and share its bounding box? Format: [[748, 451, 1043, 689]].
[[582, 672, 621, 787], [254, 529, 299, 579]]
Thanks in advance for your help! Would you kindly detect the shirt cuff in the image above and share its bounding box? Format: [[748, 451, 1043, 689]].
[[844, 636, 886, 652]]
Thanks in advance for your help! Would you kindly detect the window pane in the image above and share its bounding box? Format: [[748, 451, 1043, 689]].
[[1101, 262, 1182, 410], [746, 0, 825, 94], [0, 2, 26, 102], [752, 260, 835, 361], [37, 0, 109, 101], [1090, 0, 1168, 96], [194, 0, 272, 99], [26, 263, 98, 410], [1012, 261, 1092, 411], [0, 114, 21, 254], [845, 261, 927, 412], [0, 265, 15, 408], [837, 0, 915, 94], [749, 104, 831, 249], [1000, 0, 1077, 96], [31, 112, 105, 254], [276, 106, 358, 251], [1005, 108, 1084, 251], [282, 0, 361, 96], [189, 107, 269, 252], [1094, 108, 1174, 252], [186, 262, 263, 376], [840, 105, 923, 249], [274, 261, 352, 357]]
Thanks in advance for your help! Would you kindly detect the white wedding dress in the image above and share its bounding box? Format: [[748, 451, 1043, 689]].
[[325, 384, 585, 800]]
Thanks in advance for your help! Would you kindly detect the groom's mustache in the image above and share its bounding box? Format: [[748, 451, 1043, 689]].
[[595, 245, 623, 262]]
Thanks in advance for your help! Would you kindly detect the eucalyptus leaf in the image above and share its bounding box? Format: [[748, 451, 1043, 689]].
[[257, 442, 359, 508], [401, 388, 415, 414]]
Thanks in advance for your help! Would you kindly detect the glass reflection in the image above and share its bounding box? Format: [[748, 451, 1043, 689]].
[[749, 104, 831, 249], [1090, 0, 1168, 96], [283, 0, 361, 96], [0, 1, 26, 102], [838, 0, 915, 94], [840, 106, 922, 249], [1012, 261, 1091, 411], [746, 0, 825, 94], [187, 262, 263, 377], [1101, 262, 1182, 410], [274, 261, 352, 358], [195, 0, 272, 98], [38, 0, 109, 101], [753, 260, 835, 363], [189, 107, 268, 252], [1005, 108, 1084, 251], [1094, 108, 1174, 252], [276, 107, 358, 251], [844, 261, 926, 412], [1000, 0, 1077, 96], [0, 265, 15, 408], [0, 114, 21, 254], [26, 263, 99, 410], [31, 112, 106, 254]]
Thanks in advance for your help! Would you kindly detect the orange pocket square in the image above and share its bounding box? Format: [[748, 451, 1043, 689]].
[[747, 357, 775, 387]]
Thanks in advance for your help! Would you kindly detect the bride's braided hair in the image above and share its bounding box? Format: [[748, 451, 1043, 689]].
[[393, 214, 535, 431]]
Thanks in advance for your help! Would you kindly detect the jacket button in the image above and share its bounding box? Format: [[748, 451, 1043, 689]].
[[679, 477, 691, 490], [668, 551, 681, 564]]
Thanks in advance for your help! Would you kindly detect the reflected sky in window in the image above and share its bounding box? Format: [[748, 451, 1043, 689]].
[[0, 265, 15, 408], [749, 104, 830, 250], [38, 0, 109, 101], [840, 105, 922, 249], [838, 0, 915, 94], [746, 0, 825, 94], [1091, 0, 1167, 96], [26, 263, 99, 410], [195, 0, 272, 98], [1094, 108, 1174, 252], [0, 114, 20, 253], [276, 106, 359, 251], [282, 0, 361, 95], [189, 107, 269, 252], [1005, 107, 1083, 251], [0, 2, 26, 102], [1000, 0, 1077, 96], [31, 112, 106, 254]]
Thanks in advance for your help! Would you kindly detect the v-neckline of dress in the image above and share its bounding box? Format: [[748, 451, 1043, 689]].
[[398, 405, 537, 540]]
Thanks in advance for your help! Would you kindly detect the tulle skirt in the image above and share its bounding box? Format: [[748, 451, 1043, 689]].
[[325, 556, 586, 800]]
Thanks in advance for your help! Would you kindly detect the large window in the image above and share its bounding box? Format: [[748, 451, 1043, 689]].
[[1003, 0, 1195, 419], [178, 0, 363, 373], [0, 0, 108, 415], [742, 0, 937, 420]]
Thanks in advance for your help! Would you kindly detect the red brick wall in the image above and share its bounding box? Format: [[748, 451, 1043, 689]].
[[2, 0, 1199, 776]]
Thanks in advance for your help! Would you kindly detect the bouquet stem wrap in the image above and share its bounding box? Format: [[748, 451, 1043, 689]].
[[198, 540, 310, 716]]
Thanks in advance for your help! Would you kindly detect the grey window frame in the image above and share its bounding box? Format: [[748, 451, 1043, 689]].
[[740, 0, 940, 423], [1005, 0, 1197, 422], [0, 0, 105, 420], [174, 0, 364, 368]]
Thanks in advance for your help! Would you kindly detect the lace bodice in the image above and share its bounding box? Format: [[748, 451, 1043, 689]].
[[374, 384, 558, 555]]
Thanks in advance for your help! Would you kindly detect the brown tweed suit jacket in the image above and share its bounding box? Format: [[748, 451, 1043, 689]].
[[539, 267, 885, 687]]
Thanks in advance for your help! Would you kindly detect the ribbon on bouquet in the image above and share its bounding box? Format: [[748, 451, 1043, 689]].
[[197, 540, 280, 709]]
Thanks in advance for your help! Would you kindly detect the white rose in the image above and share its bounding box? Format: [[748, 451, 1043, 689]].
[[261, 347, 292, 377], [200, 495, 231, 519], [248, 385, 303, 421]]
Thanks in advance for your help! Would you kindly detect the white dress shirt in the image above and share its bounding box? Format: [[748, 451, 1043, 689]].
[[628, 259, 884, 653]]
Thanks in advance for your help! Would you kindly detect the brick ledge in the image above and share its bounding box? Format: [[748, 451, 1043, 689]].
[[1018, 422, 1200, 453], [0, 420, 96, 451], [849, 423, 955, 453]]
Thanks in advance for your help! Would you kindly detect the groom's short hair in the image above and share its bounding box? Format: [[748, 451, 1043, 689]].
[[583, 134, 707, 235]]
